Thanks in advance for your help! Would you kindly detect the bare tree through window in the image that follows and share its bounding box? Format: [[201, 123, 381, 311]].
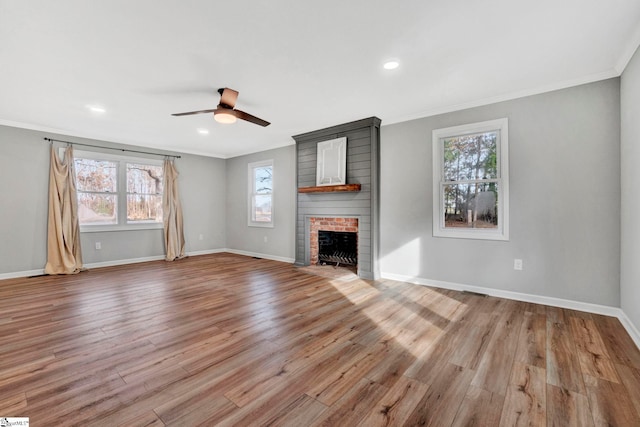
[[127, 163, 163, 223], [74, 155, 164, 227], [74, 158, 118, 224], [442, 131, 498, 229], [249, 160, 274, 226]]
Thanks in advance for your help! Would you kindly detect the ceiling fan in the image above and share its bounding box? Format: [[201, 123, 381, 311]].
[[171, 87, 270, 127]]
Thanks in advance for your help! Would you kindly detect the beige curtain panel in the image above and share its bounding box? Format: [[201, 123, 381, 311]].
[[44, 146, 83, 274], [163, 159, 186, 261]]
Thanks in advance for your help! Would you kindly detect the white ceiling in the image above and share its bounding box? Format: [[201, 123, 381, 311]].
[[1, 1, 640, 159]]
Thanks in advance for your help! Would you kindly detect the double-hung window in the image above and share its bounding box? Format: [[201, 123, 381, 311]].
[[432, 118, 509, 240], [248, 159, 274, 227], [72, 149, 164, 231]]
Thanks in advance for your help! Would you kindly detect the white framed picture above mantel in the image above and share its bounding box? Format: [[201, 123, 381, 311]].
[[316, 137, 347, 186]]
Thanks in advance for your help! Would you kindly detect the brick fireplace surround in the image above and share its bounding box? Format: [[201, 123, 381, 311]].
[[309, 217, 358, 265]]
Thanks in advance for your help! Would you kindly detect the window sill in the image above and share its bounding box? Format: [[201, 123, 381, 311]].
[[80, 223, 163, 233], [248, 222, 274, 228], [434, 228, 508, 241]]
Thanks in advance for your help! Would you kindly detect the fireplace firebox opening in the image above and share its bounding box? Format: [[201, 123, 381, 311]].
[[318, 230, 357, 267]]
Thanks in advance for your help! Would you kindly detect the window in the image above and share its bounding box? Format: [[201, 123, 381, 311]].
[[72, 149, 163, 231], [75, 158, 118, 225], [248, 159, 273, 227], [432, 118, 509, 240], [126, 163, 163, 224]]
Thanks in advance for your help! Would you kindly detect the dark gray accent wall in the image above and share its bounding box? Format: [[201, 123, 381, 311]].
[[293, 117, 381, 279]]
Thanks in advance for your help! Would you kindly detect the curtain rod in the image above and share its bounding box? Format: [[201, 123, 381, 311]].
[[43, 137, 181, 159]]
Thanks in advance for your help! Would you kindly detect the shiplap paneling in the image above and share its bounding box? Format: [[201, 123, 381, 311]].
[[293, 117, 381, 279]]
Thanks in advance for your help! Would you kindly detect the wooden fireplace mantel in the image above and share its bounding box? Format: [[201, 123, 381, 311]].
[[298, 184, 361, 194]]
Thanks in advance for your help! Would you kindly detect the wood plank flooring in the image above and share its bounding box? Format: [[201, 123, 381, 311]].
[[0, 253, 639, 426]]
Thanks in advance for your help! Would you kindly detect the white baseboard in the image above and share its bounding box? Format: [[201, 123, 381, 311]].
[[84, 255, 166, 269], [84, 249, 232, 269], [225, 249, 295, 264], [0, 268, 46, 280], [381, 271, 640, 350], [185, 248, 227, 257], [618, 310, 640, 350], [0, 249, 228, 280]]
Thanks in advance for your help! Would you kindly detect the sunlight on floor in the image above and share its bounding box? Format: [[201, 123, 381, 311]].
[[328, 276, 468, 358]]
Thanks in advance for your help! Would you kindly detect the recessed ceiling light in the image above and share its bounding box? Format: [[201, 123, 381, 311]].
[[383, 60, 400, 70], [86, 105, 106, 113], [197, 128, 209, 135]]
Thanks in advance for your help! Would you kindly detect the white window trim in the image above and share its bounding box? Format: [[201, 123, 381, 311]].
[[248, 159, 274, 228], [70, 148, 164, 233], [432, 118, 509, 241]]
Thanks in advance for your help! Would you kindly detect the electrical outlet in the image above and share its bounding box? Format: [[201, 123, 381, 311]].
[[264, 236, 268, 243], [95, 242, 102, 250], [198, 234, 204, 241], [514, 259, 523, 270]]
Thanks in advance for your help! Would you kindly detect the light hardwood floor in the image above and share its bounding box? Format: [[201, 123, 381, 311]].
[[1, 253, 639, 426]]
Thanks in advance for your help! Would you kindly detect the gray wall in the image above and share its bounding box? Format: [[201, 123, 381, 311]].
[[380, 79, 621, 306], [0, 125, 226, 274], [179, 153, 227, 254], [225, 145, 296, 260], [81, 151, 227, 264], [621, 46, 640, 331], [1, 125, 49, 273]]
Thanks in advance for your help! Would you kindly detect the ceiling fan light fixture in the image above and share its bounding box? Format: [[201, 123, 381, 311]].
[[214, 110, 237, 124], [172, 87, 268, 126]]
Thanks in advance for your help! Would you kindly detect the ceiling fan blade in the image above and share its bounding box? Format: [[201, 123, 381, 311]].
[[219, 88, 239, 109], [171, 109, 217, 116], [234, 109, 271, 127]]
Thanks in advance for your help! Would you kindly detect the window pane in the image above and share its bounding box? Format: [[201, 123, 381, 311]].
[[443, 182, 498, 229], [127, 163, 163, 194], [252, 194, 272, 222], [254, 166, 272, 194], [74, 158, 117, 192], [127, 194, 162, 222], [77, 193, 117, 224], [443, 131, 498, 181]]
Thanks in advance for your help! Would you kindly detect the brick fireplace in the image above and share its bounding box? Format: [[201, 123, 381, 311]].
[[309, 217, 358, 265]]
